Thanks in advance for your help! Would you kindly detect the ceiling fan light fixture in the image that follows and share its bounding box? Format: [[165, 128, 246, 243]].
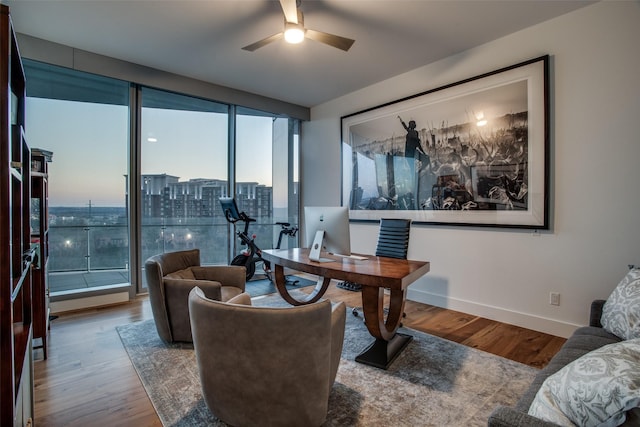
[[284, 22, 305, 44], [243, 0, 354, 52]]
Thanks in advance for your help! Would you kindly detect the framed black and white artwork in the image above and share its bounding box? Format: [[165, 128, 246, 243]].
[[341, 55, 549, 229]]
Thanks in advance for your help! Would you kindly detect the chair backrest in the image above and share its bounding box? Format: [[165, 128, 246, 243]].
[[148, 248, 201, 278], [144, 249, 201, 342], [188, 287, 346, 427], [375, 218, 411, 259]]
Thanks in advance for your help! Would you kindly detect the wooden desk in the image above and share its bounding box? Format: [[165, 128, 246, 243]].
[[261, 248, 430, 369]]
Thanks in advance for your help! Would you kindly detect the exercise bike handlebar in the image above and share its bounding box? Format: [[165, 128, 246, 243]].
[[224, 209, 256, 224], [220, 197, 256, 228]]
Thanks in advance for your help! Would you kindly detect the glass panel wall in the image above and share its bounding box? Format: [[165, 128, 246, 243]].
[[233, 108, 299, 281], [24, 60, 130, 295], [23, 60, 301, 301], [140, 87, 229, 291]]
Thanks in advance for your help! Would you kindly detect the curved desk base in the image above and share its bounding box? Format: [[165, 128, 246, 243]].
[[355, 334, 413, 369], [273, 264, 410, 369], [274, 265, 330, 305], [262, 249, 430, 370]]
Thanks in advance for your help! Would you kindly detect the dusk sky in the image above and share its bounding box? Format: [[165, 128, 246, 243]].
[[26, 97, 274, 207]]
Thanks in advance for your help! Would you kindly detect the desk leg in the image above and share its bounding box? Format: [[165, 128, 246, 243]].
[[355, 334, 413, 370], [273, 264, 331, 306], [356, 286, 411, 369]]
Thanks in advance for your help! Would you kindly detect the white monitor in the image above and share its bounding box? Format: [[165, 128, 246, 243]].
[[304, 206, 351, 262]]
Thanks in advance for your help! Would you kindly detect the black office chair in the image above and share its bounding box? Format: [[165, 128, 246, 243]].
[[374, 218, 412, 258], [349, 218, 412, 318]]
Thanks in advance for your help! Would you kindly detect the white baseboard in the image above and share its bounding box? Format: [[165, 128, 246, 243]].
[[50, 292, 130, 314], [406, 288, 580, 339]]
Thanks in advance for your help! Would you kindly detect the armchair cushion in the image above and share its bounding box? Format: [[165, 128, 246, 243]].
[[226, 292, 251, 306], [191, 265, 246, 292], [165, 268, 196, 280], [164, 278, 222, 302]]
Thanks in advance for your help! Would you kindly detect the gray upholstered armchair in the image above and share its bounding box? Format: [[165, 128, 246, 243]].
[[144, 249, 245, 343], [188, 286, 346, 427]]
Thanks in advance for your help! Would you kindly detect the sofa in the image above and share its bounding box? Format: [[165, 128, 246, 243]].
[[489, 268, 640, 427]]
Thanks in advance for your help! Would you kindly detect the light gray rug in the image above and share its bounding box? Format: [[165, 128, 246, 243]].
[[245, 275, 316, 297], [116, 293, 537, 426]]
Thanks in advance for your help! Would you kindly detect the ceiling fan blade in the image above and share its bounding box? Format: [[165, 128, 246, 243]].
[[279, 0, 298, 24], [305, 29, 355, 52], [242, 33, 284, 52]]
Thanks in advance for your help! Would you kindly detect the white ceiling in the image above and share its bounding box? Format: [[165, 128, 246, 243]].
[[5, 0, 594, 108]]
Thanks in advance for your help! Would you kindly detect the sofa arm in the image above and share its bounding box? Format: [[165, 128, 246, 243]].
[[488, 406, 560, 427], [590, 299, 606, 327]]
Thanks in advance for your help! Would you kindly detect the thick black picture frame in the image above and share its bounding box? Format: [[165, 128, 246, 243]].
[[341, 55, 549, 229]]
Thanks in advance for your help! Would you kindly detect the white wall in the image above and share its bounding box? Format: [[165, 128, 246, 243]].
[[302, 1, 640, 338]]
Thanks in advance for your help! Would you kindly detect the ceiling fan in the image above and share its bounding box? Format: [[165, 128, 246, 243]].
[[242, 0, 355, 52]]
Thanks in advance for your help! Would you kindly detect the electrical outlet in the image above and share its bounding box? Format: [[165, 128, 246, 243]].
[[550, 292, 560, 306]]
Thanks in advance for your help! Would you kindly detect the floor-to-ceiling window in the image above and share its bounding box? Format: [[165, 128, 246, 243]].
[[139, 87, 229, 291], [24, 60, 131, 296], [23, 60, 302, 304], [234, 108, 299, 279]]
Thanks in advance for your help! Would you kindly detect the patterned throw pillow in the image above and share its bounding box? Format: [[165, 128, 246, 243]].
[[528, 338, 640, 427], [601, 268, 640, 340]]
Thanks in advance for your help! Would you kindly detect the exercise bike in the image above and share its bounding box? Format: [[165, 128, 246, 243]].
[[220, 197, 271, 281], [219, 197, 299, 283]]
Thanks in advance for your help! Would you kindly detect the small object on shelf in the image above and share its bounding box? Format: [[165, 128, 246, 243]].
[[31, 147, 53, 361]]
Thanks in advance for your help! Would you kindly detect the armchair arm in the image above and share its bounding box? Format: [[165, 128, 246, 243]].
[[145, 259, 172, 342], [329, 301, 346, 386], [488, 406, 560, 427], [162, 278, 222, 342], [190, 265, 246, 292], [590, 299, 606, 328]]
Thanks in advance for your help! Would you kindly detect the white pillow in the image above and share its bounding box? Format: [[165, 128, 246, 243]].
[[528, 338, 640, 427], [601, 268, 640, 340]]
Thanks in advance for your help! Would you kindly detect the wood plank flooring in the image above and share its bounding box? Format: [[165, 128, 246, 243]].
[[33, 282, 566, 426]]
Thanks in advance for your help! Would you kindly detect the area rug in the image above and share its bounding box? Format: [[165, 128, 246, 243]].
[[116, 292, 537, 426], [245, 274, 316, 297]]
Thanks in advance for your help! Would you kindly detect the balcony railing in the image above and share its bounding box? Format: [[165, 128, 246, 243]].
[[48, 221, 298, 294]]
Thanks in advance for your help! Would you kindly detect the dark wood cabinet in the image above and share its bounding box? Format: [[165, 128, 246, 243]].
[[1, 5, 35, 426], [31, 148, 53, 360]]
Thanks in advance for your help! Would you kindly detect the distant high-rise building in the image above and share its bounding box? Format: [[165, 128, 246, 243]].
[[136, 174, 273, 220]]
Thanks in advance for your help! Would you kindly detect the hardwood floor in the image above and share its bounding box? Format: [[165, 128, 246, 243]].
[[33, 282, 566, 426]]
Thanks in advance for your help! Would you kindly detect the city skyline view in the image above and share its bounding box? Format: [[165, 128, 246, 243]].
[[26, 97, 276, 207]]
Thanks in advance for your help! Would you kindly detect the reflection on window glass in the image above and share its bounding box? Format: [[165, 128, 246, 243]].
[[140, 88, 229, 283], [233, 110, 299, 282], [24, 61, 302, 297], [25, 61, 130, 295]]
